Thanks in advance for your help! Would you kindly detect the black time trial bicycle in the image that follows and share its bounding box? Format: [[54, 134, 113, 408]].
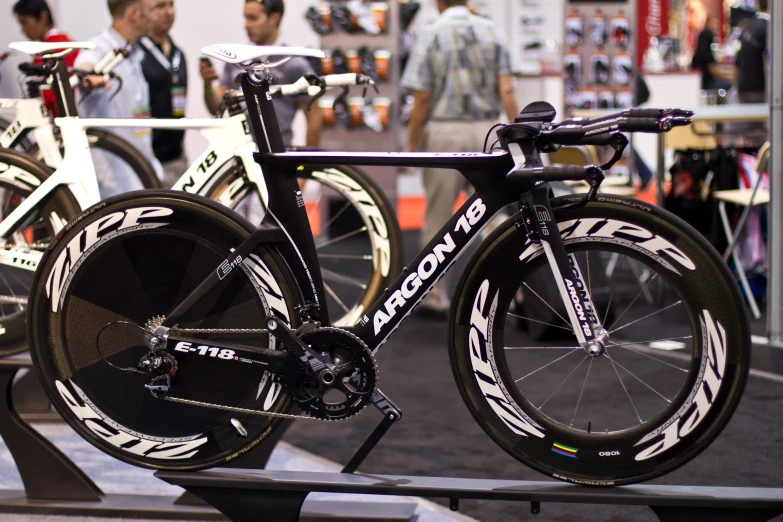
[[27, 44, 750, 486]]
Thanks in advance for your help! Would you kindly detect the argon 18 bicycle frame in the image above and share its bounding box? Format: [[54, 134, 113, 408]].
[[160, 68, 599, 357]]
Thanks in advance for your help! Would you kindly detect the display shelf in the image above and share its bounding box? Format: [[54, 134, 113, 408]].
[[313, 0, 403, 198], [157, 468, 783, 522]]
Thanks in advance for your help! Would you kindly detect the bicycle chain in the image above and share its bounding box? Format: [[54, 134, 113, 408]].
[[169, 327, 269, 335], [155, 327, 378, 422], [156, 394, 334, 422]]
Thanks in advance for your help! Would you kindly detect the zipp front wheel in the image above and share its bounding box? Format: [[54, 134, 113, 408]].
[[206, 163, 402, 326], [450, 194, 750, 485], [29, 190, 301, 470]]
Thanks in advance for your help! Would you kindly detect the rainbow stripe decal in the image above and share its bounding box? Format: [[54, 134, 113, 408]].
[[551, 442, 578, 459]]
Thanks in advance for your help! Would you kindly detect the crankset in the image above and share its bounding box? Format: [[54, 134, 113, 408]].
[[94, 318, 378, 423], [285, 327, 378, 421]]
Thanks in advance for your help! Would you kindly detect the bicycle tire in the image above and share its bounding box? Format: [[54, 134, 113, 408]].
[[0, 148, 81, 357], [26, 128, 162, 189], [449, 194, 750, 485], [28, 189, 303, 469], [206, 162, 403, 326]]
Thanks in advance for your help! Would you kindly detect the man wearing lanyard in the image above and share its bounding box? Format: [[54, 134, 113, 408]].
[[199, 0, 321, 148], [75, 0, 162, 197], [141, 0, 187, 188]]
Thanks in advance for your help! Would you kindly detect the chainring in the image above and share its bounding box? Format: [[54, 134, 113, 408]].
[[288, 327, 378, 421]]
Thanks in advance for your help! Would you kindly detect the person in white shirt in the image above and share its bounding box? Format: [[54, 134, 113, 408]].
[[75, 0, 162, 197]]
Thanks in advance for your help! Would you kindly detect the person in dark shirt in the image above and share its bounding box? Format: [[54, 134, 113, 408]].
[[691, 15, 732, 91], [199, 0, 321, 148], [13, 0, 78, 116], [141, 0, 187, 187], [735, 0, 768, 103]]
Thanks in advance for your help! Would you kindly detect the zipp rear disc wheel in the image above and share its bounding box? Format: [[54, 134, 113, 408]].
[[450, 195, 750, 485], [29, 191, 299, 470]]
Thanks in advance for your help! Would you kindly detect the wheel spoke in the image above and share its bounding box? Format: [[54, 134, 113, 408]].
[[607, 272, 659, 331], [586, 251, 593, 321], [603, 349, 672, 404], [515, 348, 581, 382], [321, 268, 367, 290], [506, 346, 581, 350], [319, 254, 374, 261], [506, 312, 573, 332], [604, 347, 644, 424], [323, 282, 351, 315], [609, 300, 683, 335], [522, 282, 570, 327], [571, 357, 593, 427], [306, 190, 325, 228], [316, 226, 368, 250], [537, 354, 589, 411], [605, 338, 692, 372], [603, 254, 627, 325], [316, 200, 353, 239]]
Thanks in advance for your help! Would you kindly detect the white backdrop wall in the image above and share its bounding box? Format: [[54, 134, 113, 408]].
[[0, 0, 318, 157]]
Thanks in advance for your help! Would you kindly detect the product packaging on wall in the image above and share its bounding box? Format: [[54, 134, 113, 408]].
[[304, 0, 419, 197], [563, 0, 636, 115]]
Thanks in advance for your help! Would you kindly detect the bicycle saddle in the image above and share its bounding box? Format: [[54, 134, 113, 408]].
[[10, 41, 95, 57], [201, 44, 325, 65], [514, 101, 557, 124]]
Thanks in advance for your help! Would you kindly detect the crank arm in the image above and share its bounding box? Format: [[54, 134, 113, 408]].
[[264, 316, 327, 371]]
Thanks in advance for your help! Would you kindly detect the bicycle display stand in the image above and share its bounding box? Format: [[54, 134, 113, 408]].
[[157, 467, 783, 522], [0, 358, 414, 521], [11, 363, 58, 421]]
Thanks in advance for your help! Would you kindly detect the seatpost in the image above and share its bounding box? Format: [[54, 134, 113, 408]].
[[240, 69, 286, 154], [49, 59, 78, 117]]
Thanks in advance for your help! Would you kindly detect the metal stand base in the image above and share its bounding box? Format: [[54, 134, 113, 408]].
[[156, 469, 783, 522], [0, 359, 415, 521], [0, 358, 223, 519]]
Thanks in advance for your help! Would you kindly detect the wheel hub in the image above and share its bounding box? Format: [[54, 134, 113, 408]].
[[584, 326, 609, 357]]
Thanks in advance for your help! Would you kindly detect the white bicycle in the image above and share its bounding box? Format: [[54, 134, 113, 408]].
[[0, 42, 401, 355]]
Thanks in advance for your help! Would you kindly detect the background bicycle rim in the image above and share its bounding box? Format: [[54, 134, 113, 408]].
[[206, 162, 403, 327]]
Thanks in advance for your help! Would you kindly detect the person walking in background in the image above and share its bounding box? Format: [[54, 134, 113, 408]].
[[735, 0, 768, 104], [691, 14, 733, 92], [141, 0, 187, 187], [199, 0, 321, 148], [401, 0, 519, 316], [75, 0, 162, 197], [13, 0, 78, 115]]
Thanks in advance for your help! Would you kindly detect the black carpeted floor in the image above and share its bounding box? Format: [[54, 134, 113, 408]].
[[282, 231, 783, 522], [283, 314, 783, 522]]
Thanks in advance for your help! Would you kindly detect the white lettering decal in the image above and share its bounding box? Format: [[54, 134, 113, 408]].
[[635, 310, 726, 460], [468, 280, 545, 438], [46, 207, 174, 313], [56, 380, 208, 460]]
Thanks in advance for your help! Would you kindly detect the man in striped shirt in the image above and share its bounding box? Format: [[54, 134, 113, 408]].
[[402, 0, 519, 316]]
